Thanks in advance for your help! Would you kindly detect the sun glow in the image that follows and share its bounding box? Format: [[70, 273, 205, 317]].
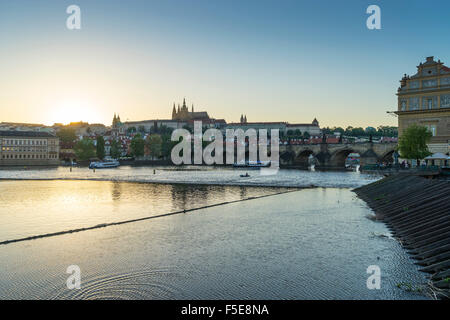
[[49, 100, 101, 125]]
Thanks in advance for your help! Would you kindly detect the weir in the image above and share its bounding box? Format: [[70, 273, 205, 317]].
[[353, 175, 450, 299]]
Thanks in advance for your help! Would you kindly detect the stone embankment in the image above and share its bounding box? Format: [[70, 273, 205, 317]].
[[354, 175, 450, 299]]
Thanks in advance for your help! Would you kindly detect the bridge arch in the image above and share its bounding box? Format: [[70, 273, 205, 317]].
[[330, 148, 358, 168], [280, 151, 295, 165], [294, 149, 317, 166]]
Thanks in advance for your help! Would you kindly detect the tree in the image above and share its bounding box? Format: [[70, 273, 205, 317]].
[[110, 139, 121, 159], [130, 133, 145, 157], [161, 134, 177, 159], [303, 131, 310, 140], [138, 125, 146, 134], [96, 136, 105, 160], [57, 128, 77, 145], [398, 124, 432, 163], [127, 126, 137, 134], [146, 134, 163, 159], [74, 138, 96, 161]]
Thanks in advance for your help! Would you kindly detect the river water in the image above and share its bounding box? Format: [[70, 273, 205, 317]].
[[0, 167, 430, 299]]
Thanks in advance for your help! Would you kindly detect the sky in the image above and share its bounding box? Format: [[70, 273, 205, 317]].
[[1, 0, 450, 128]]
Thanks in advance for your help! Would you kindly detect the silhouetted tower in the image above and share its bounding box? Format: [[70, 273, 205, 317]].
[[172, 103, 176, 119]]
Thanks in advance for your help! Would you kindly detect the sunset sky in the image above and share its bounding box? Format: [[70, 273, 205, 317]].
[[1, 0, 450, 128]]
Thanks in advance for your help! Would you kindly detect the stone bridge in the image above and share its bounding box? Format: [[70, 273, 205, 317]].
[[279, 142, 397, 168]]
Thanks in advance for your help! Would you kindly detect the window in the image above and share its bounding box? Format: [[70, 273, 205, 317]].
[[428, 99, 433, 109]]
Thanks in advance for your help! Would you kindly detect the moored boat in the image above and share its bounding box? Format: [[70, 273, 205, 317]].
[[89, 160, 120, 169]]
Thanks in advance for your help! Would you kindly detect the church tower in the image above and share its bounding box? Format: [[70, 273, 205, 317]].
[[172, 103, 177, 119]]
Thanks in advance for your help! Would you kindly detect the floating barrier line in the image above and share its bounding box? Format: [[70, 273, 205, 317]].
[[0, 190, 298, 246]]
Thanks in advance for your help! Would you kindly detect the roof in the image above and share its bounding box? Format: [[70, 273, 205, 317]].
[[287, 123, 319, 127], [190, 111, 210, 119], [227, 122, 286, 125], [0, 130, 57, 138], [425, 153, 449, 160]]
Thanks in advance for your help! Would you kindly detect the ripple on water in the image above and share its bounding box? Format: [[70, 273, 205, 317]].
[[51, 268, 182, 300]]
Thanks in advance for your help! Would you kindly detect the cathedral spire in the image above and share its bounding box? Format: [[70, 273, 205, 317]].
[[172, 103, 177, 119]]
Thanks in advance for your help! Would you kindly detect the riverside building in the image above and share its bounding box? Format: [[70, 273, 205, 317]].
[[0, 131, 60, 166], [395, 56, 450, 154]]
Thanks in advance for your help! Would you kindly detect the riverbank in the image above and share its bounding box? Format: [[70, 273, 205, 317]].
[[353, 175, 450, 299]]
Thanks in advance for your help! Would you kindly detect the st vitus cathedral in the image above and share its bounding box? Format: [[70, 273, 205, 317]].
[[172, 98, 210, 121]]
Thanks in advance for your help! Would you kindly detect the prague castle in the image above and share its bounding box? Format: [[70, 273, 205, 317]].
[[172, 98, 210, 121], [396, 56, 450, 154]]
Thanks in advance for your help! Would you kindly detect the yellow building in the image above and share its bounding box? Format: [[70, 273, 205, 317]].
[[395, 56, 450, 154], [0, 131, 60, 166]]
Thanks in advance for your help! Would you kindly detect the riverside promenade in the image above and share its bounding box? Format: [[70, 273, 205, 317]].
[[354, 175, 450, 299]]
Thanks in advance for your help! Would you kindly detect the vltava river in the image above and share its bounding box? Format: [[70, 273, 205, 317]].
[[0, 167, 429, 299]]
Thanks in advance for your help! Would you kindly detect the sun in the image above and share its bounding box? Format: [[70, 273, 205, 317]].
[[50, 100, 100, 125]]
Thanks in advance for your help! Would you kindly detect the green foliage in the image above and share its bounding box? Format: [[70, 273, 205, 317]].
[[130, 133, 145, 157], [96, 136, 105, 160], [161, 134, 177, 159], [321, 125, 398, 138], [74, 138, 96, 161], [110, 139, 121, 159], [398, 124, 432, 161], [146, 134, 163, 159], [56, 128, 77, 145]]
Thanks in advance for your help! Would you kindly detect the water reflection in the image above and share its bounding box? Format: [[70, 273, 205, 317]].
[[110, 181, 122, 201], [0, 180, 287, 242], [0, 187, 429, 300]]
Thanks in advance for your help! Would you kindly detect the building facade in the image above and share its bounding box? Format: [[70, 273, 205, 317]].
[[225, 118, 321, 136], [396, 56, 450, 154], [0, 131, 60, 166]]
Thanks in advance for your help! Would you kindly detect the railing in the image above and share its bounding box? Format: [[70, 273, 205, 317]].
[[361, 164, 441, 173]]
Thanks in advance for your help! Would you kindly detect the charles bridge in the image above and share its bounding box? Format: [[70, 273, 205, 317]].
[[278, 142, 397, 168]]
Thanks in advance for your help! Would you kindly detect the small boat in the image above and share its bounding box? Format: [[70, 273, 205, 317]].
[[240, 173, 250, 178], [89, 160, 120, 169], [233, 160, 270, 168]]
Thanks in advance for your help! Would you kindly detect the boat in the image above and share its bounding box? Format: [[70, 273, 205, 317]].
[[89, 160, 120, 169], [240, 173, 250, 178], [233, 160, 270, 168]]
